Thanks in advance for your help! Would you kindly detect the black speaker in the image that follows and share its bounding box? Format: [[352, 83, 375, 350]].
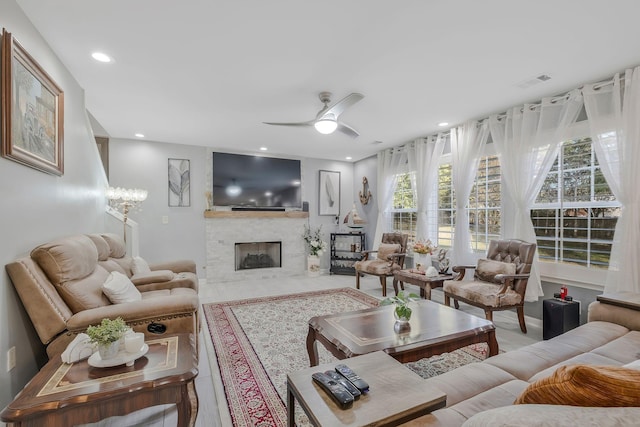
[[543, 299, 580, 340], [302, 201, 309, 212]]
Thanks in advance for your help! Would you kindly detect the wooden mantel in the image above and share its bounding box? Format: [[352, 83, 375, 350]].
[[203, 210, 308, 219]]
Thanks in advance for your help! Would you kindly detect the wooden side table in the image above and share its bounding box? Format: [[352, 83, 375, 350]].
[[1, 333, 198, 427], [393, 269, 453, 300], [287, 351, 446, 427]]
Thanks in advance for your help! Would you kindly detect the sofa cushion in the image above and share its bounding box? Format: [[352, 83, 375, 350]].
[[131, 256, 151, 275], [377, 243, 401, 261], [31, 235, 98, 285], [102, 271, 142, 303], [462, 404, 640, 427], [101, 233, 127, 258], [86, 234, 110, 261], [515, 364, 640, 407], [56, 266, 112, 312], [474, 258, 516, 284], [442, 281, 521, 308]]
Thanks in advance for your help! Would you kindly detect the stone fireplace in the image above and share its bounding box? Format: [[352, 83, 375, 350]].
[[205, 211, 307, 282], [235, 241, 281, 270]]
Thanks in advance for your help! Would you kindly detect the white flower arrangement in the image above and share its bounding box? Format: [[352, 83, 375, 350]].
[[303, 224, 328, 256]]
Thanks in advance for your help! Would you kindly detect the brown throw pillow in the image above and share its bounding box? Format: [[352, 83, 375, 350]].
[[474, 258, 516, 284], [515, 364, 640, 407], [377, 243, 401, 261]]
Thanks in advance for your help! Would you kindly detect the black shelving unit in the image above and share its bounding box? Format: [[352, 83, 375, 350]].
[[330, 232, 366, 275]]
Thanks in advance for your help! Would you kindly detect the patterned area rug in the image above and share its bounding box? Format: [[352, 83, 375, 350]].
[[203, 288, 489, 427]]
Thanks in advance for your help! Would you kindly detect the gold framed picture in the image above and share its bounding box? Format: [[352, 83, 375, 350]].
[[2, 29, 64, 176]]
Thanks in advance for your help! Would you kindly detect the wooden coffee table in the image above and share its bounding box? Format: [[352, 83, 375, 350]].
[[0, 333, 198, 427], [307, 300, 498, 366], [393, 269, 453, 300], [287, 351, 446, 427]]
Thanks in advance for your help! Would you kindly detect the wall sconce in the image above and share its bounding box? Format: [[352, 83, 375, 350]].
[[106, 186, 148, 243]]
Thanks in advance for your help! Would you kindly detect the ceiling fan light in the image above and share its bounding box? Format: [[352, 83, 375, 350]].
[[314, 118, 338, 134]]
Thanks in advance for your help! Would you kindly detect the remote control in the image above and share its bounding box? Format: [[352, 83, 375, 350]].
[[324, 370, 361, 399], [335, 364, 370, 393], [311, 372, 354, 409]]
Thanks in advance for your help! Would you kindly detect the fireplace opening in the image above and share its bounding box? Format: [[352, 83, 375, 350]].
[[235, 241, 282, 271]]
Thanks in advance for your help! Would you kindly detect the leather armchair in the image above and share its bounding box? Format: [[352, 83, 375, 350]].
[[355, 232, 408, 297], [443, 239, 536, 333], [6, 234, 200, 358]]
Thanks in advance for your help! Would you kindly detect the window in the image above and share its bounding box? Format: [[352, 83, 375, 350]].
[[531, 137, 620, 269], [390, 172, 417, 242], [437, 156, 501, 251], [437, 163, 455, 248], [468, 156, 501, 252]]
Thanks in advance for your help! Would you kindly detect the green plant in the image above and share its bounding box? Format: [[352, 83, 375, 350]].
[[303, 224, 327, 256], [86, 317, 128, 346], [380, 291, 420, 320]]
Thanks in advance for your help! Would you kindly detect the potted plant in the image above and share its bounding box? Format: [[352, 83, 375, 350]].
[[86, 317, 129, 359], [380, 291, 420, 333], [412, 239, 437, 271], [303, 224, 327, 276]]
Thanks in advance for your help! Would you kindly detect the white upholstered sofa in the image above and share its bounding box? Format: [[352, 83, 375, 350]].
[[404, 293, 640, 426]]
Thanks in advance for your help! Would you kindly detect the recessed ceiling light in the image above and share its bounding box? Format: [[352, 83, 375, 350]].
[[135, 133, 145, 138], [438, 122, 449, 127], [259, 147, 268, 151], [91, 52, 112, 63], [345, 156, 352, 160]]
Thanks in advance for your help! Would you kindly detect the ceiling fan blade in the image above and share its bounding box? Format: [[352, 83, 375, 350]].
[[336, 122, 360, 138], [263, 121, 314, 127], [322, 93, 364, 119]]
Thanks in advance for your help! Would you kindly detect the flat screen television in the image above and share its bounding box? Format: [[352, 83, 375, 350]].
[[212, 152, 302, 209]]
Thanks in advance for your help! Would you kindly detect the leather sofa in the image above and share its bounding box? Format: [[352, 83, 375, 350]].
[[405, 293, 640, 426], [6, 233, 200, 358]]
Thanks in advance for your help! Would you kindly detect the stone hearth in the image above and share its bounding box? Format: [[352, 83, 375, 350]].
[[205, 212, 307, 282]]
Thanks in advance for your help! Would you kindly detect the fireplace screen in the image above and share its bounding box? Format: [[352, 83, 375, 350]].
[[235, 241, 282, 271]]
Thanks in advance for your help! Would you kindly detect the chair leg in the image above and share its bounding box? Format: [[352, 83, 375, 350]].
[[379, 277, 387, 297], [517, 306, 527, 334], [444, 294, 451, 307], [356, 272, 360, 290], [484, 310, 493, 322], [454, 300, 460, 309]]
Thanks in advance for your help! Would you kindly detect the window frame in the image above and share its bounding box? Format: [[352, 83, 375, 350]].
[[532, 121, 612, 289]]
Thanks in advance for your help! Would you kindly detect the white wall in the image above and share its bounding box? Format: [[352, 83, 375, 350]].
[[353, 155, 378, 251], [108, 138, 208, 276], [0, 1, 108, 407], [300, 158, 355, 271]]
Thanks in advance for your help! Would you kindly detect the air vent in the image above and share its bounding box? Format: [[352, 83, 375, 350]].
[[517, 74, 552, 89]]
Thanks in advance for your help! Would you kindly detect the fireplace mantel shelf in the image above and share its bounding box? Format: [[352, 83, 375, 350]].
[[204, 210, 308, 219]]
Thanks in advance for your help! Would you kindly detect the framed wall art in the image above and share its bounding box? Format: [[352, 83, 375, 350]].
[[1, 29, 64, 176], [318, 170, 340, 216], [168, 158, 190, 207]]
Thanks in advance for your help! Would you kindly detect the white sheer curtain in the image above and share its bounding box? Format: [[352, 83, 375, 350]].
[[450, 120, 489, 265], [583, 67, 640, 292], [407, 135, 445, 242], [372, 147, 407, 247], [488, 89, 583, 301]]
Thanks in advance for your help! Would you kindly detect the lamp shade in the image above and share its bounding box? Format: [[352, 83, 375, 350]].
[[314, 117, 338, 134]]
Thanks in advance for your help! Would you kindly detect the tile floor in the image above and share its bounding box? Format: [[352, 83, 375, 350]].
[[83, 273, 543, 426]]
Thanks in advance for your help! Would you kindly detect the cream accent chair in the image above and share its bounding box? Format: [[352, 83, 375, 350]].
[[355, 232, 408, 297], [443, 239, 536, 333], [6, 233, 200, 358]]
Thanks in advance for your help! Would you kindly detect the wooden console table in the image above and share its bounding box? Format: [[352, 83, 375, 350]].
[[0, 333, 198, 427]]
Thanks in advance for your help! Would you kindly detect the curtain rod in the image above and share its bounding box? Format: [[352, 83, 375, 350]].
[[405, 68, 630, 142]]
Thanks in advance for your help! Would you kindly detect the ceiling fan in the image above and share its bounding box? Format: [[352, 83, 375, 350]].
[[263, 92, 364, 138]]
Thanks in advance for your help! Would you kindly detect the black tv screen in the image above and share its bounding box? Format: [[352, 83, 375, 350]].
[[212, 152, 302, 209]]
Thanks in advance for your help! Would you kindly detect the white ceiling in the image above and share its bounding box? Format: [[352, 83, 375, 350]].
[[16, 0, 640, 162]]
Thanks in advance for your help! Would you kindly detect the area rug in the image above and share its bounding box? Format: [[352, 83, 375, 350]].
[[203, 288, 489, 427]]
